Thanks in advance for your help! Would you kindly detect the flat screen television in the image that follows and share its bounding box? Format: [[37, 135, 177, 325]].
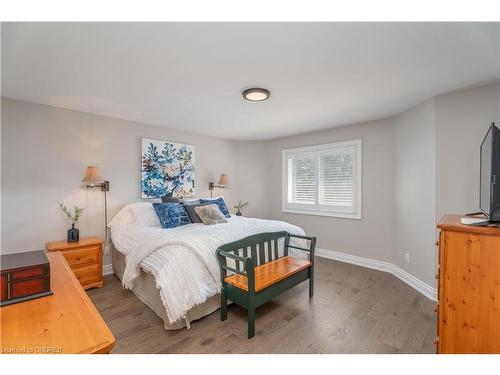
[[480, 122, 500, 222]]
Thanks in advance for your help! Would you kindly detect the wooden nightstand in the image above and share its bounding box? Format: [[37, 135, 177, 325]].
[[46, 237, 103, 290]]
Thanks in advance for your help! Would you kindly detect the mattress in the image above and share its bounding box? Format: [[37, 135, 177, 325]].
[[111, 245, 221, 330]]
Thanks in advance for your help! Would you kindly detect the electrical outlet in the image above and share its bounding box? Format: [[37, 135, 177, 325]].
[[404, 253, 410, 263]]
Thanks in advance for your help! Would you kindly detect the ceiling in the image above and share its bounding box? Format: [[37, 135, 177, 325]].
[[2, 22, 499, 141]]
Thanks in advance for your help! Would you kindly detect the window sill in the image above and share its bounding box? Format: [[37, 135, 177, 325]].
[[282, 208, 362, 220]]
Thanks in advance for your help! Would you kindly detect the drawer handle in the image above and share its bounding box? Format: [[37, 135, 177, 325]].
[[7, 273, 11, 299], [433, 337, 439, 345]]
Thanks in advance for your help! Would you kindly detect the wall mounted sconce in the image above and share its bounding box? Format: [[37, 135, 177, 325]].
[[81, 166, 109, 192], [82, 166, 110, 244], [209, 173, 229, 198]]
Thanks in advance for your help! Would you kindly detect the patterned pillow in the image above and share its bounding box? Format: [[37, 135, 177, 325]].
[[182, 201, 213, 223], [152, 203, 192, 229], [200, 197, 231, 218], [194, 204, 228, 225]]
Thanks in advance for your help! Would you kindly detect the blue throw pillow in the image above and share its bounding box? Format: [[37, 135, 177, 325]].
[[200, 197, 231, 218], [153, 202, 192, 229]]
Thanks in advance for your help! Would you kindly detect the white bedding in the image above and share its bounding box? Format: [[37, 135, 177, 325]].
[[109, 210, 305, 324]]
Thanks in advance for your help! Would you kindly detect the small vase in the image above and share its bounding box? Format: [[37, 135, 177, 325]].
[[236, 210, 242, 216], [67, 223, 79, 243]]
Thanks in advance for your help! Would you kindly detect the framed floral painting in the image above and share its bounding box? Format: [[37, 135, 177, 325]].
[[141, 138, 195, 198]]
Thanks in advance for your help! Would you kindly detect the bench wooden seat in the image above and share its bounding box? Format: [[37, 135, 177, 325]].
[[224, 256, 312, 292], [216, 231, 316, 338]]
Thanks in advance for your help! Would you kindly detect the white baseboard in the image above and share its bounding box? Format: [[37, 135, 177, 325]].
[[316, 248, 393, 273], [390, 264, 437, 302], [103, 264, 114, 276], [315, 248, 437, 301], [100, 249, 437, 300]]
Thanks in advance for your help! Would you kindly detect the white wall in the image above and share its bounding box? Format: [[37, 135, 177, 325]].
[[2, 82, 499, 296], [231, 140, 270, 219], [392, 99, 436, 286], [266, 119, 394, 263], [435, 82, 500, 219], [1, 98, 267, 266], [264, 82, 499, 293], [390, 82, 500, 288]]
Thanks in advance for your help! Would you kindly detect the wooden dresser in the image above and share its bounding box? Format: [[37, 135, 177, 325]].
[[0, 251, 114, 354], [46, 237, 103, 289], [436, 215, 500, 353]]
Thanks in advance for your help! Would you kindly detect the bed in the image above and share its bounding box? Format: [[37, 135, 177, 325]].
[[109, 202, 305, 330]]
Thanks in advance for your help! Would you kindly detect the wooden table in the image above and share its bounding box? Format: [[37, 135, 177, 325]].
[[0, 251, 115, 354]]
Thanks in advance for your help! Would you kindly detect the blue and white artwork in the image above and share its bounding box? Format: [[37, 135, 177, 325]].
[[141, 138, 195, 198]]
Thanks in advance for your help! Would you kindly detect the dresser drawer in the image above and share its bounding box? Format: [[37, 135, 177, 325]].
[[63, 246, 99, 267], [11, 265, 50, 280], [73, 264, 100, 287], [1, 273, 8, 300], [10, 275, 50, 299]]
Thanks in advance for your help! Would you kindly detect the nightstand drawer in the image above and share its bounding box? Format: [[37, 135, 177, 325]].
[[63, 246, 99, 267], [73, 264, 100, 286]]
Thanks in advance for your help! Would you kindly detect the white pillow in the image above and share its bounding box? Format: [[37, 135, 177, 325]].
[[181, 197, 200, 203], [108, 205, 134, 231], [109, 202, 161, 229], [186, 195, 224, 201], [128, 202, 161, 227]]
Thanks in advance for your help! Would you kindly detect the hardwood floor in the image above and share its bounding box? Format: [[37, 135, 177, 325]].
[[87, 257, 437, 354]]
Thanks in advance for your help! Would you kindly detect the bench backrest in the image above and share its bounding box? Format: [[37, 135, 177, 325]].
[[217, 231, 289, 272]]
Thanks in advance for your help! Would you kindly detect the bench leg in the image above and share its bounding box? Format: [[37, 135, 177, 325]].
[[247, 290, 256, 339], [221, 285, 228, 321], [309, 268, 314, 298], [248, 307, 255, 339]]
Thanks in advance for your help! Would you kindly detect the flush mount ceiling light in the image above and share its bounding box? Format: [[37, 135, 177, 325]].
[[242, 87, 270, 102]]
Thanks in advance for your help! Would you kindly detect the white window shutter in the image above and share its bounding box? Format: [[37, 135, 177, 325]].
[[282, 139, 361, 219], [319, 152, 354, 207], [287, 157, 315, 204]]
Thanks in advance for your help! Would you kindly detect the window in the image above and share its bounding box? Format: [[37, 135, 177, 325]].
[[282, 139, 362, 219]]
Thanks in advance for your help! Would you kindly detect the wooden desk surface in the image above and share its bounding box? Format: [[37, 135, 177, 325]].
[[0, 251, 115, 354]]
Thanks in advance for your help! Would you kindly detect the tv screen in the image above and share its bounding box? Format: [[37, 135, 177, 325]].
[[480, 123, 500, 221]]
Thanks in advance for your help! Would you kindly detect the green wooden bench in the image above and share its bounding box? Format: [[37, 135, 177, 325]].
[[216, 231, 316, 338]]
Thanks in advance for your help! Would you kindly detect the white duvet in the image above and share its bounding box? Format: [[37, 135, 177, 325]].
[[110, 210, 305, 324]]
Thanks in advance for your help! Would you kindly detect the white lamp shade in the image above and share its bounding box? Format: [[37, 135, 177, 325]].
[[82, 166, 103, 183], [218, 173, 229, 186]]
